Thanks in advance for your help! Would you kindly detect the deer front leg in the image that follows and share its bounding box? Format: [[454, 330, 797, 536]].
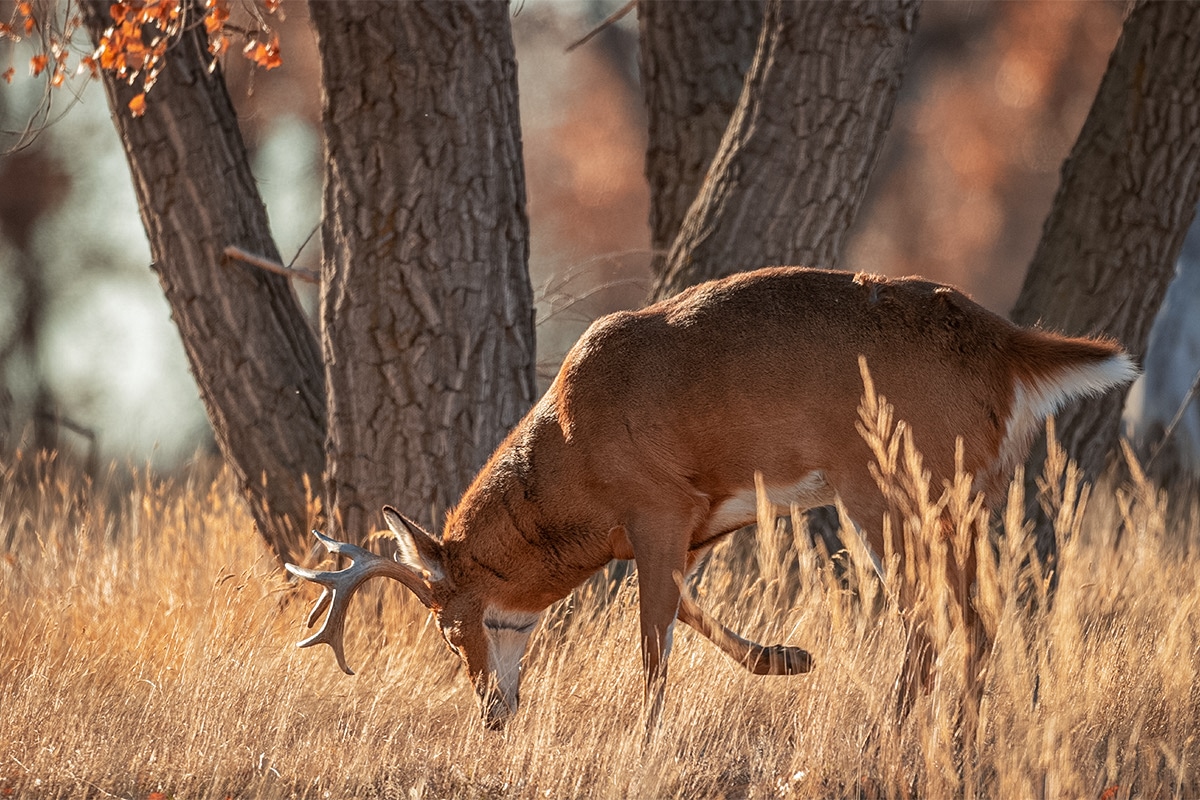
[[628, 511, 693, 730]]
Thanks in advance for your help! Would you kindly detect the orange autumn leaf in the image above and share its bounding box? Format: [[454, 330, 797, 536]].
[[148, 792, 167, 800], [1098, 786, 1119, 800], [98, 44, 119, 70], [208, 33, 229, 57], [118, 18, 140, 41], [144, 0, 179, 24], [5, 0, 279, 106], [205, 0, 230, 25], [245, 34, 281, 70]]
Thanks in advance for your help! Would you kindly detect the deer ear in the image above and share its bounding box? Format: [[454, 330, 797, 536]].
[[382, 506, 445, 583]]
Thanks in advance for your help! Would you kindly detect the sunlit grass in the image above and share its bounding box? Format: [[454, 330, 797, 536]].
[[2, 428, 1199, 798]]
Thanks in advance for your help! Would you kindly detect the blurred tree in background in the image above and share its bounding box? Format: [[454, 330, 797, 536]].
[[646, 0, 921, 300], [636, 0, 763, 279]]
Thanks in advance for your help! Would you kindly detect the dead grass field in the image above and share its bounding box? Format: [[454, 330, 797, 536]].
[[2, 431, 1199, 799]]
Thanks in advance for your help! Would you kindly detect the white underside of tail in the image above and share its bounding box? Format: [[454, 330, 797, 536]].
[[1000, 352, 1140, 469]]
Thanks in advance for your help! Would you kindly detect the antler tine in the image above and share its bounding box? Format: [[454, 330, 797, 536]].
[[285, 529, 431, 676]]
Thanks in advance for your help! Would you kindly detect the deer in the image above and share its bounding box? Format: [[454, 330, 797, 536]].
[[286, 266, 1138, 730]]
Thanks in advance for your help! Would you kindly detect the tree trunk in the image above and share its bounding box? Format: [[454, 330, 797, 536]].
[[1011, 0, 1200, 509], [81, 0, 326, 566], [651, 0, 921, 302], [309, 1, 536, 540], [637, 0, 765, 279]]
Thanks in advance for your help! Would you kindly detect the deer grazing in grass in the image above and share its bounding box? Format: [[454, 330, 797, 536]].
[[287, 267, 1137, 729]]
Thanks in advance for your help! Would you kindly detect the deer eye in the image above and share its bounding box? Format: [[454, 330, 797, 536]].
[[484, 619, 537, 635], [482, 610, 540, 636]]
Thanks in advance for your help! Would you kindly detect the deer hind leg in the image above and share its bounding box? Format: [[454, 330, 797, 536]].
[[832, 479, 935, 714], [674, 547, 813, 675], [840, 478, 988, 725], [944, 522, 987, 755]]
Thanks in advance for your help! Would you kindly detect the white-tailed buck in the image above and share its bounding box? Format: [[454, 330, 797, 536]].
[[288, 267, 1137, 729]]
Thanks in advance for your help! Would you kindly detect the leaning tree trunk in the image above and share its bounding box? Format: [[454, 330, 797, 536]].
[[637, 0, 765, 279], [81, 0, 326, 566], [309, 1, 537, 541], [1010, 0, 1200, 539], [650, 0, 921, 302]]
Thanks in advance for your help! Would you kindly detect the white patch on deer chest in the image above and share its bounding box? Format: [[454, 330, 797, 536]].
[[702, 470, 834, 539]]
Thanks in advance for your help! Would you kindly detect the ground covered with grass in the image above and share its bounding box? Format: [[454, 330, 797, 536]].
[[2, 439, 1199, 799]]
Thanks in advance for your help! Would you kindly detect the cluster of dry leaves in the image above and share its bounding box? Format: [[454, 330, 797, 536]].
[[0, 0, 282, 116]]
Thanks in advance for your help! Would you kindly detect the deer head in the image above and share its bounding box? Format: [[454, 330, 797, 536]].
[[287, 506, 538, 729]]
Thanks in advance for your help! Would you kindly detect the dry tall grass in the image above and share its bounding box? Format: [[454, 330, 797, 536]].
[[2, 424, 1199, 799]]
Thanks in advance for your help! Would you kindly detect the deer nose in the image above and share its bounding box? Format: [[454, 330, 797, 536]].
[[481, 686, 518, 730], [482, 698, 515, 730]]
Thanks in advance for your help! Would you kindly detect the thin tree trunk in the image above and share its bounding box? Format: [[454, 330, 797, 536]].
[[309, 1, 536, 540], [81, 0, 327, 566], [651, 0, 920, 302], [637, 0, 765, 279], [1011, 0, 1200, 534]]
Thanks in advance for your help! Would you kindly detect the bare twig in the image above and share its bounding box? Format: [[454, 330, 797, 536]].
[[1146, 365, 1200, 469], [565, 0, 636, 53], [223, 245, 318, 284], [287, 224, 320, 271]]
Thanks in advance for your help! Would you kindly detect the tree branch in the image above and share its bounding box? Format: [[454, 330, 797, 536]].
[[223, 245, 319, 284]]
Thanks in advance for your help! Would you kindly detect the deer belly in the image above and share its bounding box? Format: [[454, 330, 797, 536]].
[[701, 470, 834, 541]]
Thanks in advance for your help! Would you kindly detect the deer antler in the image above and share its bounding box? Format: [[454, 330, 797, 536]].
[[285, 530, 432, 675]]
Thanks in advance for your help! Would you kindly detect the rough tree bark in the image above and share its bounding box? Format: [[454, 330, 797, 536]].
[[650, 0, 921, 302], [308, 1, 537, 540], [81, 0, 326, 565], [1011, 0, 1200, 509], [637, 0, 765, 279]]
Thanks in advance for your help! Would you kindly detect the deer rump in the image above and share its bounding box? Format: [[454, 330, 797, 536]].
[[288, 266, 1137, 730]]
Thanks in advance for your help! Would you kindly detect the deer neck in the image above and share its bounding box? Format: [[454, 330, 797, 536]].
[[445, 406, 614, 612]]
